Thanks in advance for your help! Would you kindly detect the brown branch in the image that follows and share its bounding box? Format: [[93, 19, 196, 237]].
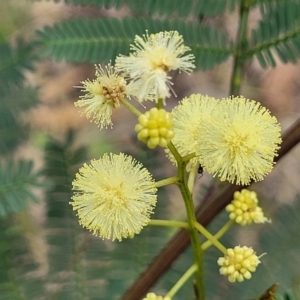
[[120, 116, 300, 300]]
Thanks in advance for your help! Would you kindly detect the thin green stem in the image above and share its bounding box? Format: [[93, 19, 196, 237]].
[[194, 221, 227, 254], [187, 164, 198, 193], [202, 220, 234, 251], [156, 98, 164, 109], [167, 141, 182, 162], [182, 152, 196, 162], [165, 264, 197, 299], [230, 0, 252, 96], [155, 177, 178, 188], [162, 220, 234, 298], [176, 164, 205, 300], [148, 220, 188, 229], [119, 98, 142, 117]]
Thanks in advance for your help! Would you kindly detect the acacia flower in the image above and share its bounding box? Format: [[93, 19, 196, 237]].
[[166, 94, 218, 171], [116, 31, 195, 102], [196, 96, 282, 185], [143, 293, 171, 300], [70, 153, 157, 241], [135, 107, 174, 148], [75, 64, 129, 129], [226, 189, 270, 225], [217, 246, 262, 282]]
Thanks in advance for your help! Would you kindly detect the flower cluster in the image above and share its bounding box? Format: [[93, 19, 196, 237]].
[[135, 107, 174, 148], [116, 31, 195, 102], [71, 30, 281, 296], [166, 94, 218, 171], [169, 95, 281, 184], [142, 293, 171, 300], [70, 153, 157, 241], [226, 189, 270, 225], [217, 246, 262, 282], [74, 64, 128, 128], [195, 96, 282, 185]]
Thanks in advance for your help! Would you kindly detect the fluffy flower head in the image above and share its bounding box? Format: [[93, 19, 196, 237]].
[[166, 94, 218, 171], [196, 96, 282, 185], [226, 189, 270, 225], [75, 64, 128, 128], [116, 30, 195, 102], [143, 293, 171, 300], [217, 246, 262, 282], [70, 153, 157, 241], [135, 107, 174, 148]]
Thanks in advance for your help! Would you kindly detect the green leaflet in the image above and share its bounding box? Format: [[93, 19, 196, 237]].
[[36, 17, 232, 70]]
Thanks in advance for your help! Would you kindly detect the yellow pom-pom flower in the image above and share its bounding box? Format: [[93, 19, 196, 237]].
[[135, 107, 174, 149], [226, 189, 270, 225], [196, 96, 282, 185], [116, 30, 195, 102], [143, 293, 171, 300], [75, 64, 129, 129], [70, 153, 157, 241], [166, 94, 218, 171], [217, 246, 262, 282]]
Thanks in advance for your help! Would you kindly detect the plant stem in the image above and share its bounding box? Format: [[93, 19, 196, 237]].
[[230, 0, 252, 96], [168, 142, 205, 300], [148, 220, 188, 229], [120, 98, 142, 117], [182, 152, 196, 162], [165, 264, 197, 299], [202, 220, 234, 251], [187, 164, 198, 193], [155, 176, 178, 188], [194, 222, 227, 254], [157, 98, 164, 109]]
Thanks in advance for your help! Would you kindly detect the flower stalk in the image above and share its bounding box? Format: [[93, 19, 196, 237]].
[[165, 264, 197, 299], [168, 142, 205, 300], [194, 221, 227, 254], [155, 177, 178, 188], [119, 98, 142, 117], [148, 220, 188, 229]]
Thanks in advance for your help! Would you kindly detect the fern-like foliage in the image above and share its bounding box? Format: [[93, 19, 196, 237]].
[[254, 0, 300, 14], [0, 218, 44, 300], [32, 0, 240, 17], [0, 160, 41, 218], [247, 1, 300, 68], [1, 85, 39, 113], [0, 84, 39, 154], [36, 17, 232, 70], [0, 39, 36, 89], [43, 130, 91, 299]]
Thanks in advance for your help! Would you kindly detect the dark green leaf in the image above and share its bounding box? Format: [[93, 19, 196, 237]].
[[247, 1, 300, 67], [37, 17, 232, 70], [0, 160, 41, 218]]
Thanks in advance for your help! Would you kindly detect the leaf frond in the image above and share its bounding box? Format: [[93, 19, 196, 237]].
[[0, 159, 41, 218], [37, 17, 232, 70], [247, 1, 300, 67], [0, 85, 39, 112], [0, 218, 44, 299], [0, 39, 36, 88], [253, 0, 300, 14], [31, 0, 240, 17]]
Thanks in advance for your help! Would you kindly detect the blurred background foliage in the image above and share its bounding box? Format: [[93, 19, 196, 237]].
[[1, 0, 300, 299]]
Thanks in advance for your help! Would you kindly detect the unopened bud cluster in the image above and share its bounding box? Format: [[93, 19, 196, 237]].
[[217, 246, 261, 282], [226, 189, 270, 225], [102, 78, 126, 108], [143, 293, 171, 300], [135, 108, 174, 149]]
